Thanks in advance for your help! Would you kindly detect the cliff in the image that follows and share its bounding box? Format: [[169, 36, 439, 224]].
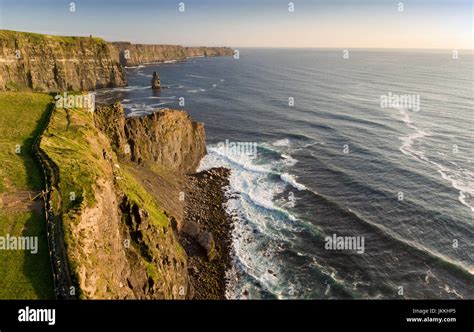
[[185, 46, 234, 58], [40, 101, 203, 299], [93, 102, 206, 173], [111, 42, 233, 66], [36, 95, 234, 299], [0, 30, 233, 92], [0, 30, 126, 92]]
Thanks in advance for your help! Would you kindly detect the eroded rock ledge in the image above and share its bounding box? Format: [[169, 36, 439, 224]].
[[94, 102, 206, 173]]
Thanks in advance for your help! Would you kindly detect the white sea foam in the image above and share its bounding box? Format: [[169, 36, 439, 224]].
[[395, 107, 473, 212], [136, 72, 152, 77], [199, 142, 312, 298], [281, 154, 298, 167], [187, 74, 215, 79], [272, 138, 291, 147], [124, 65, 145, 68], [280, 173, 307, 191]]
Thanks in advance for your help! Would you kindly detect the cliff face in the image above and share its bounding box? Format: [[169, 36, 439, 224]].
[[94, 102, 206, 173], [0, 30, 126, 92], [111, 42, 233, 66], [40, 101, 205, 299], [110, 42, 185, 66], [185, 46, 234, 58], [0, 30, 233, 92]]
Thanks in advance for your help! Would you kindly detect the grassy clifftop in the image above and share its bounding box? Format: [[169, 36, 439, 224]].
[[0, 29, 107, 45]]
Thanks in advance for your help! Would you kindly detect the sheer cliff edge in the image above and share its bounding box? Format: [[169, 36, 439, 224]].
[[0, 30, 233, 92]]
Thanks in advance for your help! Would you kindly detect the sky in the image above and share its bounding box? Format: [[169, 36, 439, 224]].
[[0, 0, 472, 49]]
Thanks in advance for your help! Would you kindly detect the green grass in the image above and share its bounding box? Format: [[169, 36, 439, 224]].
[[40, 104, 106, 260], [0, 92, 55, 299], [41, 106, 102, 213], [0, 92, 53, 192], [119, 167, 170, 228], [0, 29, 107, 45], [0, 212, 54, 299]]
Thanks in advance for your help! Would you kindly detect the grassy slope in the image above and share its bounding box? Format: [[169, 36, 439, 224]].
[[41, 103, 112, 286], [0, 92, 54, 299], [41, 103, 180, 290], [0, 92, 51, 192], [41, 103, 170, 227]]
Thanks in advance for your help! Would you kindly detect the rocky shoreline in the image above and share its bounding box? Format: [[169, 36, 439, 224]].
[[181, 167, 233, 299]]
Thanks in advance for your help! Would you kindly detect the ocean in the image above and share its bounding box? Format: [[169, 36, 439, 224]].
[[96, 48, 474, 299]]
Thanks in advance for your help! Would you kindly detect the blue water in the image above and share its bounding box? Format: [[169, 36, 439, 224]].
[[97, 49, 474, 299]]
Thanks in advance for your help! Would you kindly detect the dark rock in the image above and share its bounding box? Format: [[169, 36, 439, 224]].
[[151, 72, 161, 90], [94, 102, 206, 173], [0, 30, 126, 91]]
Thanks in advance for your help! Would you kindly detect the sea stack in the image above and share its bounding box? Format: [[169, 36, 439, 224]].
[[151, 71, 161, 89]]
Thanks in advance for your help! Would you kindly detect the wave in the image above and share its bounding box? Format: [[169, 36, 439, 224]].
[[186, 88, 207, 93], [395, 107, 473, 212], [187, 74, 216, 79], [339, 203, 474, 277], [200, 148, 302, 220], [280, 173, 307, 191], [136, 72, 152, 78], [146, 96, 177, 100], [272, 138, 291, 147], [199, 140, 321, 298], [123, 85, 151, 91], [203, 137, 473, 299], [124, 65, 145, 68], [204, 144, 307, 192], [281, 154, 298, 167]]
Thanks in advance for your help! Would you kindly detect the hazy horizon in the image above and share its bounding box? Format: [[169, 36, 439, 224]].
[[0, 0, 472, 49], [3, 26, 474, 52]]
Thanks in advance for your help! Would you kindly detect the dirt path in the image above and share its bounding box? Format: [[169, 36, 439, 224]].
[[35, 143, 76, 299], [0, 190, 44, 214]]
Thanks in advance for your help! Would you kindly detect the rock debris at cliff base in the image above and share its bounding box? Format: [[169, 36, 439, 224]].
[[181, 167, 233, 300]]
